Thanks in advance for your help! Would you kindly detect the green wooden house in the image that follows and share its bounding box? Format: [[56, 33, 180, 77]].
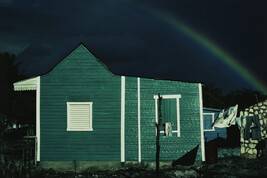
[[13, 43, 205, 170]]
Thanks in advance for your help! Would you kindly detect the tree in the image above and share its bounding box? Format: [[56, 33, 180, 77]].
[[202, 83, 225, 109], [0, 53, 19, 116], [0, 52, 27, 130], [225, 89, 267, 111]]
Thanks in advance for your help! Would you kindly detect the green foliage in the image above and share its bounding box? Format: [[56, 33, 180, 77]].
[[0, 52, 34, 128], [203, 82, 267, 111], [0, 52, 19, 116], [203, 83, 225, 109], [225, 89, 267, 111]]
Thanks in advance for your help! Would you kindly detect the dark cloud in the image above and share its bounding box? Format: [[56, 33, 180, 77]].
[[1, 0, 266, 94]]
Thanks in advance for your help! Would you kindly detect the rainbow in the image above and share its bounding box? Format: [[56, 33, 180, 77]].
[[125, 1, 267, 94]]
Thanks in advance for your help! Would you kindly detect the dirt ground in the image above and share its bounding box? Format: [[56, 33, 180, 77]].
[[2, 157, 267, 177], [199, 157, 267, 178], [26, 157, 266, 178]]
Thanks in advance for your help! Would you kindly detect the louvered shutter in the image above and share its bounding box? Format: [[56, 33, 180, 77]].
[[67, 102, 93, 131]]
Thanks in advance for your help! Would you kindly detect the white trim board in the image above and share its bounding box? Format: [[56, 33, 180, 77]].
[[121, 76, 125, 163], [36, 76, 40, 161], [137, 77, 141, 163], [203, 113, 215, 131], [199, 83, 205, 161]]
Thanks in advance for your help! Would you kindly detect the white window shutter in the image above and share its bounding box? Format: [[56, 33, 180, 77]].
[[67, 102, 93, 131]]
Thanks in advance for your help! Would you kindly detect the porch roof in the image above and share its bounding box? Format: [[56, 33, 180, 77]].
[[13, 77, 38, 91]]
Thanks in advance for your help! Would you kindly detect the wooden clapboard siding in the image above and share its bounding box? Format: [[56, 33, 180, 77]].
[[38, 43, 202, 162], [40, 44, 121, 161], [125, 76, 138, 161], [124, 77, 202, 161], [140, 78, 202, 161]]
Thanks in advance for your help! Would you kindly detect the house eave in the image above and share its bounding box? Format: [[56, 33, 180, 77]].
[[13, 77, 39, 91]]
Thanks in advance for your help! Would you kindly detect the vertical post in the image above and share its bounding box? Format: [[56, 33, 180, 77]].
[[137, 77, 141, 163], [36, 76, 40, 162], [121, 76, 125, 165], [199, 83, 205, 161], [156, 93, 162, 177], [34, 137, 37, 165]]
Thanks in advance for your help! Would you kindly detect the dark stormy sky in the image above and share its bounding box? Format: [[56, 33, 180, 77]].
[[1, 0, 267, 94]]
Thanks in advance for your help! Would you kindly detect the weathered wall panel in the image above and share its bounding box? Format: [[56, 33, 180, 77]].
[[124, 77, 202, 161], [40, 45, 121, 161]]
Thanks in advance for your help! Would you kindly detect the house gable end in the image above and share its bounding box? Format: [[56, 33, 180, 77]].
[[43, 43, 114, 78]]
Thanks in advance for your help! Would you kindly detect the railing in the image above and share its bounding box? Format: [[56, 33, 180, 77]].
[[0, 137, 36, 177]]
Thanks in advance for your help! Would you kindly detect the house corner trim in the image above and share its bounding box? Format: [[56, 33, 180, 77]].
[[36, 76, 40, 161], [199, 83, 205, 161], [137, 77, 141, 162], [121, 76, 125, 163]]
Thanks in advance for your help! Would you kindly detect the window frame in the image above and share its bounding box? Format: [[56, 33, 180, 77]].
[[154, 94, 181, 137], [203, 113, 215, 131], [67, 102, 93, 131]]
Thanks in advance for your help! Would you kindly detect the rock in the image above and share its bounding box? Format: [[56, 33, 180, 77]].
[[248, 149, 253, 154], [244, 111, 248, 116], [173, 170, 184, 177], [240, 111, 243, 116], [254, 106, 259, 110], [260, 120, 263, 125], [249, 143, 255, 149], [260, 106, 266, 109], [255, 111, 259, 115], [253, 149, 257, 154], [249, 109, 254, 113], [184, 170, 197, 177], [241, 147, 245, 154], [173, 170, 197, 178], [258, 102, 263, 106], [240, 137, 244, 142], [251, 140, 258, 144]]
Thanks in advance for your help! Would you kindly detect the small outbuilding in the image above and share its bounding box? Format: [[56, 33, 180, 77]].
[[239, 100, 267, 158], [203, 108, 227, 142]]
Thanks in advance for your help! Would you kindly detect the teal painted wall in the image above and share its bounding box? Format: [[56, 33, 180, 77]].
[[39, 44, 202, 162], [125, 77, 202, 161], [40, 45, 121, 161], [125, 77, 138, 161]]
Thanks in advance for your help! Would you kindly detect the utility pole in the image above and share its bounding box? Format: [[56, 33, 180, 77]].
[[156, 93, 162, 177]]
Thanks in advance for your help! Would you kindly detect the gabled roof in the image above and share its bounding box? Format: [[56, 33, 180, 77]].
[[40, 42, 113, 77], [14, 42, 202, 89]]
